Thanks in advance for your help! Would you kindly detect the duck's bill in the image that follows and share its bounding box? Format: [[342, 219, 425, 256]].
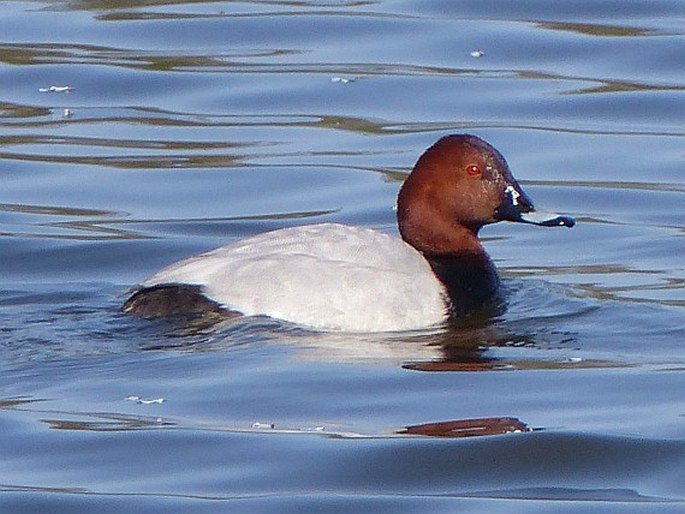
[[495, 183, 575, 228], [519, 210, 575, 228]]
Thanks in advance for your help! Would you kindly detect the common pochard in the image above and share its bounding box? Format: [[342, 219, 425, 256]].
[[123, 134, 574, 331]]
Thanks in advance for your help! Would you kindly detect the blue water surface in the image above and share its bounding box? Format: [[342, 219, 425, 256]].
[[0, 1, 684, 512]]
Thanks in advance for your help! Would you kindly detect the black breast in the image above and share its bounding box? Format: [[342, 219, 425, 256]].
[[425, 253, 503, 318]]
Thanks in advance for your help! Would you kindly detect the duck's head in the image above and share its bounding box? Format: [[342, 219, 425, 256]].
[[397, 134, 574, 256]]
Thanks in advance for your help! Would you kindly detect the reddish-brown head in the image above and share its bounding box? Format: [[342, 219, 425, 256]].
[[397, 134, 573, 257]]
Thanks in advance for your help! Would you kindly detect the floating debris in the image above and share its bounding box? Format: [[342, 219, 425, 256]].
[[251, 421, 275, 429], [469, 49, 485, 58], [38, 85, 73, 93], [125, 395, 165, 405], [330, 76, 355, 84]]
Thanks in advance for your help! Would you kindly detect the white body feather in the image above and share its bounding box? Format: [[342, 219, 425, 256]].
[[142, 223, 448, 332]]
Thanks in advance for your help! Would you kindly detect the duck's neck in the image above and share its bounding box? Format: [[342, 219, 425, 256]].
[[424, 251, 502, 317], [398, 212, 503, 316]]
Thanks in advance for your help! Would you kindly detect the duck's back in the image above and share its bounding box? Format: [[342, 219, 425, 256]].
[[136, 223, 447, 332]]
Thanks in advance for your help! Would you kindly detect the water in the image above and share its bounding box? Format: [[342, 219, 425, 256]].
[[1, 1, 684, 512]]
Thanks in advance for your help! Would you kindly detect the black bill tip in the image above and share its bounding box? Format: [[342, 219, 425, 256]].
[[519, 211, 575, 228]]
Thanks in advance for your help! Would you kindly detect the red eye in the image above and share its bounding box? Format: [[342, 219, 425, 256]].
[[466, 165, 481, 177]]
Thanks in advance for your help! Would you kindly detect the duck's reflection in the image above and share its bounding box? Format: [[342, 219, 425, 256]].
[[134, 306, 588, 371], [400, 417, 531, 438], [402, 318, 532, 372], [287, 309, 580, 372]]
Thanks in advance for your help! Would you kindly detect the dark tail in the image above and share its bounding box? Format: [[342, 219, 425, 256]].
[[122, 284, 225, 318]]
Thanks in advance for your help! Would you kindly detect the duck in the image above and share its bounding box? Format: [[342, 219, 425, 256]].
[[122, 134, 574, 332]]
